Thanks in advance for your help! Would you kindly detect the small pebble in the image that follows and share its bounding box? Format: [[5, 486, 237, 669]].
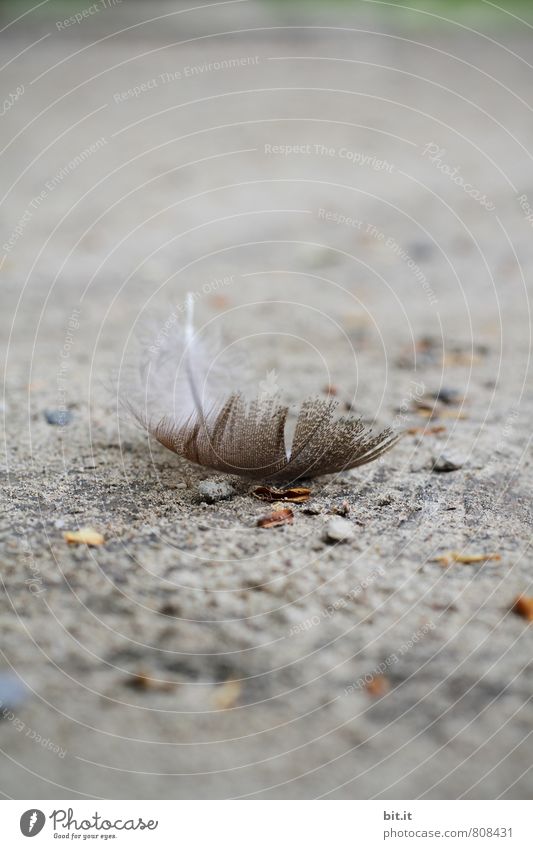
[[197, 479, 236, 503], [408, 241, 435, 260], [433, 387, 462, 405], [323, 516, 355, 543], [0, 673, 28, 713], [44, 409, 73, 426], [432, 451, 467, 472]]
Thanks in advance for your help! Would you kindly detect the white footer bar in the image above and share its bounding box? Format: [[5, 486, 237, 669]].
[[2, 800, 530, 847]]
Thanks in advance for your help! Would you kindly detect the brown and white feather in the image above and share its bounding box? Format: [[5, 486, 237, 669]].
[[122, 296, 400, 481]]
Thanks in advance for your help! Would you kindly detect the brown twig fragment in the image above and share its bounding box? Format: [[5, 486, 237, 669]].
[[433, 551, 501, 567]]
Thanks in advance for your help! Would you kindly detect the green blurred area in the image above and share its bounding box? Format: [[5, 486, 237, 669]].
[[1, 0, 533, 7], [266, 0, 533, 15], [1, 0, 533, 27]]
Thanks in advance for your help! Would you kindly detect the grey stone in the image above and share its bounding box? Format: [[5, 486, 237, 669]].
[[433, 387, 463, 406], [432, 452, 467, 472], [197, 479, 236, 503], [323, 516, 355, 543], [44, 409, 73, 426], [0, 673, 28, 714]]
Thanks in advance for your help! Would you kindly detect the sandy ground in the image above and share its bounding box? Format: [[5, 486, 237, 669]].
[[1, 0, 533, 799]]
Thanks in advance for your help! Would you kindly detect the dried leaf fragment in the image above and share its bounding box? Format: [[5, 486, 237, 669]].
[[257, 508, 294, 528], [209, 293, 230, 310], [252, 485, 311, 503], [365, 676, 390, 697], [214, 679, 241, 709], [63, 527, 104, 547], [513, 595, 533, 622], [412, 399, 435, 412], [415, 408, 468, 421], [443, 352, 482, 366], [433, 551, 500, 567], [439, 410, 469, 421], [407, 425, 446, 436]]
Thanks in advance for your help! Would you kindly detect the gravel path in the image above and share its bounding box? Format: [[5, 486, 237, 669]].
[[1, 0, 533, 799]]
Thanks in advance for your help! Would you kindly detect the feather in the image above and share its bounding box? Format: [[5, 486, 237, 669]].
[[122, 297, 400, 481]]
